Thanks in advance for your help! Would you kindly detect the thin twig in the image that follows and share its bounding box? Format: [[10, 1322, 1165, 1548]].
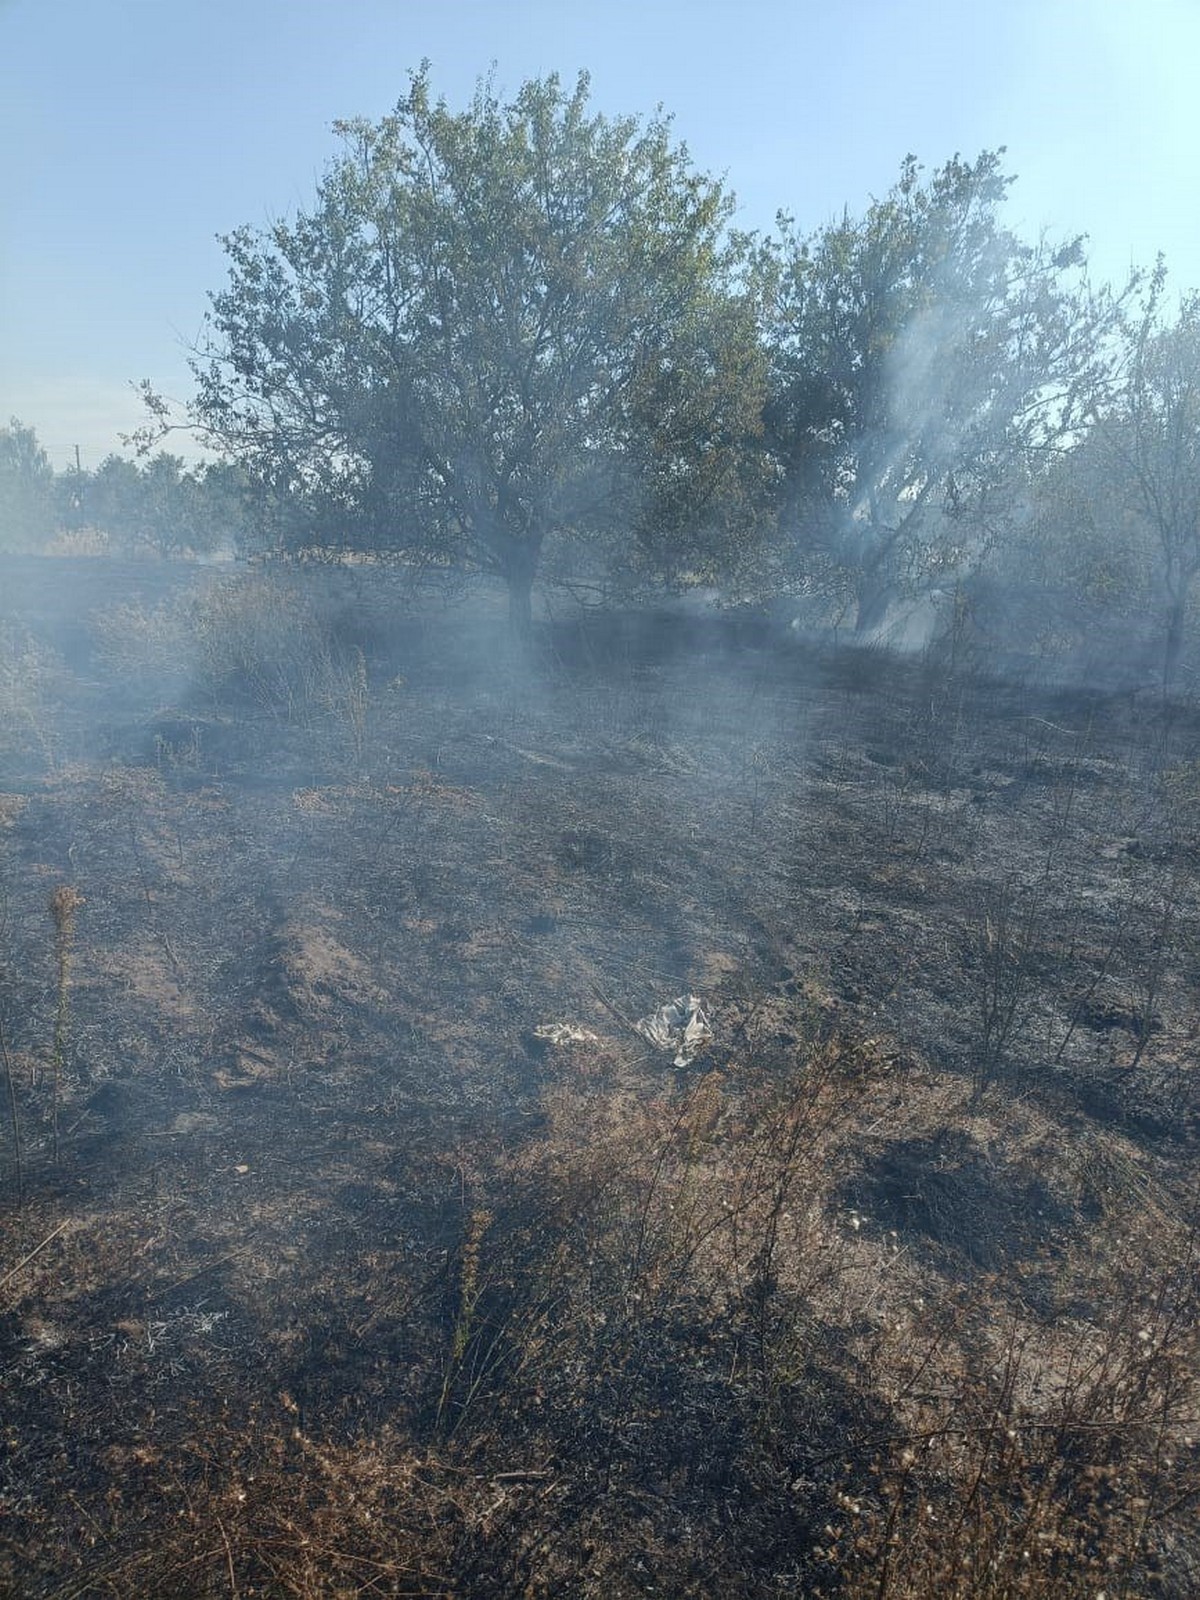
[[216, 1515, 239, 1599], [157, 1250, 242, 1296], [67, 1492, 111, 1547], [0, 1218, 70, 1291], [586, 983, 638, 1033]]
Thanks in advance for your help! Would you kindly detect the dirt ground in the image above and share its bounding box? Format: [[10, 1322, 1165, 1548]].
[[1, 560, 1197, 1597]]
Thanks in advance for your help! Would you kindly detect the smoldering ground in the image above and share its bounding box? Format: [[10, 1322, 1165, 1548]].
[[0, 555, 1198, 1598]]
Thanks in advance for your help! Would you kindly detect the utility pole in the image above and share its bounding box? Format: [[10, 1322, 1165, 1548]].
[[71, 444, 83, 527]]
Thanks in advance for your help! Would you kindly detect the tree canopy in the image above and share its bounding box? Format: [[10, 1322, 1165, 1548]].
[[1093, 273, 1200, 686], [0, 419, 56, 551], [191, 68, 768, 628], [18, 73, 1197, 686], [764, 152, 1125, 631]]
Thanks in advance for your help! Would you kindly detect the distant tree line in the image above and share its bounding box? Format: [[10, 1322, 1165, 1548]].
[[6, 68, 1199, 683], [0, 426, 260, 558]]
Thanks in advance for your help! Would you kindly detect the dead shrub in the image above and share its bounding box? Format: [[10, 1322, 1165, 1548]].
[[0, 620, 66, 771], [89, 589, 198, 692], [827, 1220, 1200, 1599], [397, 1011, 1200, 1597], [91, 571, 375, 754], [412, 1034, 910, 1591]]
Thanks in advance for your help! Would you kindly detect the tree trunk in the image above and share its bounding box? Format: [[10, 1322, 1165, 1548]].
[[507, 567, 535, 642], [854, 580, 893, 636], [852, 521, 901, 636], [504, 535, 542, 645], [1162, 593, 1186, 695]]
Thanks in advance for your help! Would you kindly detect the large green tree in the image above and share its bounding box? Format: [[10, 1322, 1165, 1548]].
[[0, 419, 56, 550], [189, 68, 767, 629], [1095, 273, 1200, 689], [765, 152, 1123, 632]]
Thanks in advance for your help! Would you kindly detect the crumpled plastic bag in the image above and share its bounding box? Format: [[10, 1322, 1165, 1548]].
[[635, 995, 713, 1067], [533, 1022, 599, 1047]]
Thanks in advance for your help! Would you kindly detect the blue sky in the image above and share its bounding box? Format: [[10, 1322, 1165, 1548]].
[[2, 0, 1198, 468]]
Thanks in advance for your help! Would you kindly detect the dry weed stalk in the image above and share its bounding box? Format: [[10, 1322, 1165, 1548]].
[[0, 884, 21, 1205], [437, 1204, 494, 1435], [343, 645, 370, 765], [969, 875, 1043, 1095], [49, 884, 84, 1164], [0, 1006, 21, 1208]]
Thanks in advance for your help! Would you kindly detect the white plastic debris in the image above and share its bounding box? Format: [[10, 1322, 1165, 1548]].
[[635, 995, 713, 1067], [533, 1023, 600, 1047]]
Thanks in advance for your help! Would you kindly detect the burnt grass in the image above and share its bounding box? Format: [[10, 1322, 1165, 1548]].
[[1, 559, 1199, 1598]]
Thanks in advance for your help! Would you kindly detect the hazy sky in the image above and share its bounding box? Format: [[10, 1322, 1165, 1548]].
[[2, 0, 1198, 468]]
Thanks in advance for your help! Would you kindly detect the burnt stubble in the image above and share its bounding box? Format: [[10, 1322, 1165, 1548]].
[[1, 560, 1197, 1598]]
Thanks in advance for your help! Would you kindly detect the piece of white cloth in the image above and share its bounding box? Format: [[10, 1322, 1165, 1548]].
[[635, 995, 713, 1066], [533, 1023, 600, 1046]]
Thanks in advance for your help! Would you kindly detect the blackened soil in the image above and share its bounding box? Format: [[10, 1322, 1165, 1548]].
[[1, 563, 1197, 1597]]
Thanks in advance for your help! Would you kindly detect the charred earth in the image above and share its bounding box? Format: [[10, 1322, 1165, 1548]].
[[1, 558, 1198, 1598]]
